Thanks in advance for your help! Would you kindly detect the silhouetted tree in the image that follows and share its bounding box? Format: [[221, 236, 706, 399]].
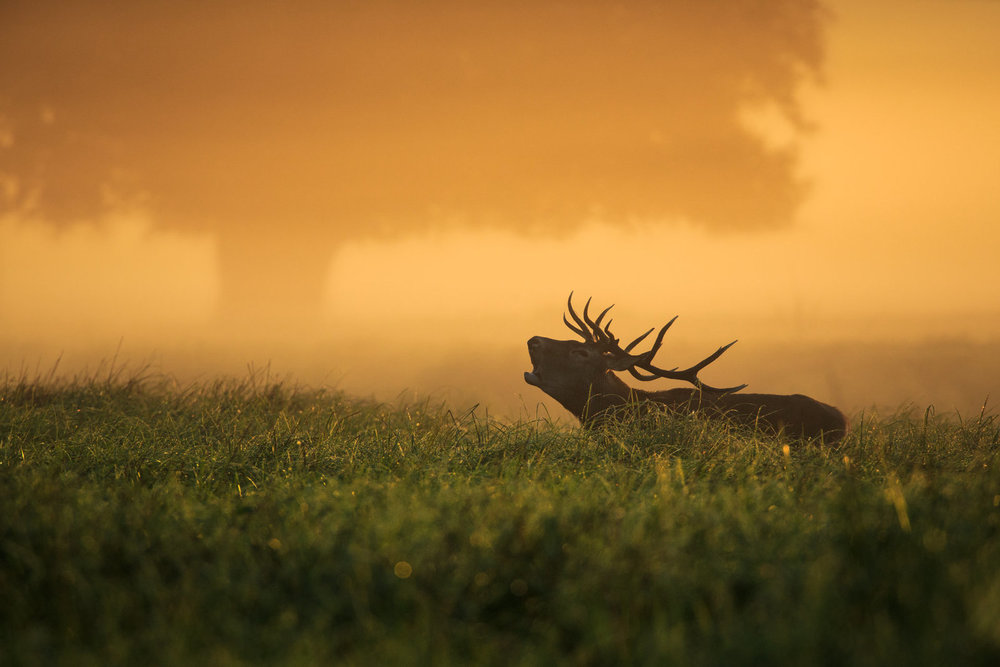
[[1, 0, 826, 326]]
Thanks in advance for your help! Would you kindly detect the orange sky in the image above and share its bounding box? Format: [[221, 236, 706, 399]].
[[2, 0, 999, 417]]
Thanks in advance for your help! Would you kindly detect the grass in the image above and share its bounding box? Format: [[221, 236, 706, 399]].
[[2, 370, 1000, 665]]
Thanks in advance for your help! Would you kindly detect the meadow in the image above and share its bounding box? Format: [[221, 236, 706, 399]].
[[2, 370, 1000, 665]]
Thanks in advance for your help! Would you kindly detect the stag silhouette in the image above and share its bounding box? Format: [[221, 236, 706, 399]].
[[525, 294, 847, 445]]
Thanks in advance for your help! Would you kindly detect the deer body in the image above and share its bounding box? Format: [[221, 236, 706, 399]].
[[525, 297, 848, 445]]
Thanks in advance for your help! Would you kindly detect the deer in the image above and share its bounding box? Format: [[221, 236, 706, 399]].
[[524, 294, 848, 445]]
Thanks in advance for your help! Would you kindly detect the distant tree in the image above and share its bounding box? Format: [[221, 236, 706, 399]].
[[0, 1, 827, 326]]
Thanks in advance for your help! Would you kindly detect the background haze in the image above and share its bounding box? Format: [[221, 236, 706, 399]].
[[2, 0, 998, 420]]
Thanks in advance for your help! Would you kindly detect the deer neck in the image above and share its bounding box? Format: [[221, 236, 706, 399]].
[[572, 371, 647, 424], [575, 375, 712, 426]]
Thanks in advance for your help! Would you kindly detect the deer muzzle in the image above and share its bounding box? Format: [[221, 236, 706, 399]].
[[524, 336, 544, 386]]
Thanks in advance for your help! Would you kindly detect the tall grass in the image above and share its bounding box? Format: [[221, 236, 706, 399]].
[[2, 371, 999, 665]]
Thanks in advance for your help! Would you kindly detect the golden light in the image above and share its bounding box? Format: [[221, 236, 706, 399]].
[[1, 0, 998, 417]]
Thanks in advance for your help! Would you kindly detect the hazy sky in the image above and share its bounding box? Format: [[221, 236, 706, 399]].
[[2, 0, 999, 417]]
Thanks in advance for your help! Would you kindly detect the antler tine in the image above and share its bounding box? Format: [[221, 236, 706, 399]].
[[624, 316, 678, 358], [623, 327, 655, 353], [613, 312, 744, 393], [591, 305, 616, 342], [638, 339, 747, 393], [593, 304, 614, 330], [581, 296, 596, 333], [685, 340, 739, 374], [627, 367, 661, 382], [563, 313, 589, 340], [623, 321, 678, 381], [564, 293, 746, 393], [580, 295, 616, 343], [603, 320, 615, 341], [565, 292, 593, 341]]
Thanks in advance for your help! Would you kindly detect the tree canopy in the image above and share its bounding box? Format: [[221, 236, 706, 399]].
[[1, 1, 826, 322], [1, 1, 825, 231]]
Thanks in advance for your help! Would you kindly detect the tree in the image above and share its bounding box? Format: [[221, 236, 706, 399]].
[[1, 0, 826, 326]]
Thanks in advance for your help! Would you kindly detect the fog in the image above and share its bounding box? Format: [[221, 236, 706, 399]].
[[2, 0, 999, 420]]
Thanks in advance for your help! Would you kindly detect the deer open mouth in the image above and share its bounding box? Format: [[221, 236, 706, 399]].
[[524, 343, 542, 386]]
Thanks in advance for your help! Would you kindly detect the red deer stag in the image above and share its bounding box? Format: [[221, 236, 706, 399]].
[[524, 294, 848, 445]]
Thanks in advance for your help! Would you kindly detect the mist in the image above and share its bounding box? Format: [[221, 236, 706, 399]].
[[2, 0, 1000, 420], [3, 217, 998, 420]]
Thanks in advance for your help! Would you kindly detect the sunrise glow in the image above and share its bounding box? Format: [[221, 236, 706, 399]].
[[2, 0, 998, 417]]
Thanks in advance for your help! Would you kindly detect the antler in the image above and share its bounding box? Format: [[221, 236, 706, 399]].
[[564, 292, 746, 393]]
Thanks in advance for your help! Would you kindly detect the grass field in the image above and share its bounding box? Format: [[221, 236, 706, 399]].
[[2, 370, 1000, 665]]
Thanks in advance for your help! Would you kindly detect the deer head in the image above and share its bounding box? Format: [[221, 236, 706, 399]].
[[525, 293, 746, 421]]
